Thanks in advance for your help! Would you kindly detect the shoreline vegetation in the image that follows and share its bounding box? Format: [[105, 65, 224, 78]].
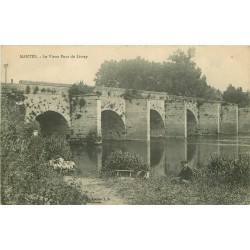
[[1, 88, 250, 205], [99, 149, 250, 205], [1, 90, 90, 205], [100, 175, 250, 205], [68, 152, 250, 205]]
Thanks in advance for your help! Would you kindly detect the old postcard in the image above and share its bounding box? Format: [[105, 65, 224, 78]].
[[1, 45, 250, 205]]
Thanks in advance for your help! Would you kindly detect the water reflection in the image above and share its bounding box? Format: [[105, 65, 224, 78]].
[[71, 135, 250, 177]]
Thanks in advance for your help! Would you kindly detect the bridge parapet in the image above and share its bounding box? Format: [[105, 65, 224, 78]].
[[19, 81, 70, 95]]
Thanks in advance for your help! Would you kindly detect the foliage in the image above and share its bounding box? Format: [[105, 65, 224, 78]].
[[103, 149, 149, 174], [200, 154, 250, 186], [79, 98, 86, 108], [95, 57, 162, 91], [41, 135, 73, 161], [102, 152, 250, 205], [26, 120, 41, 135], [85, 131, 101, 145], [70, 97, 86, 115], [1, 95, 27, 146], [6, 88, 25, 103], [33, 86, 39, 94], [26, 85, 31, 94], [1, 92, 89, 205], [68, 81, 94, 97], [95, 90, 102, 96], [121, 89, 143, 100], [75, 114, 82, 119], [222, 84, 250, 107], [104, 175, 250, 205], [71, 98, 78, 107], [29, 120, 40, 130], [94, 49, 221, 100]]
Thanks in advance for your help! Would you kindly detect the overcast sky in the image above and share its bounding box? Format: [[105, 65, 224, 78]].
[[1, 45, 250, 91]]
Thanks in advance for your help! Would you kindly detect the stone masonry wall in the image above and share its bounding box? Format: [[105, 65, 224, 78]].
[[3, 81, 249, 140], [220, 105, 238, 134], [24, 93, 71, 125], [124, 99, 150, 140], [70, 95, 101, 142], [165, 101, 186, 138], [150, 99, 165, 122], [100, 96, 126, 124], [238, 108, 250, 133], [198, 103, 220, 135]]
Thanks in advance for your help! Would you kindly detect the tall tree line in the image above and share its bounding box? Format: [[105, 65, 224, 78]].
[[94, 48, 221, 100]]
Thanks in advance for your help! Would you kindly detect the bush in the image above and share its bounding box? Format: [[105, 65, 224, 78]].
[[69, 81, 94, 97], [95, 90, 102, 96], [200, 154, 250, 186], [33, 86, 39, 94], [30, 120, 40, 130], [85, 131, 101, 145], [75, 114, 82, 119], [79, 98, 86, 108], [6, 88, 25, 103], [26, 85, 31, 94], [121, 89, 144, 100], [1, 92, 89, 205], [103, 149, 149, 173]]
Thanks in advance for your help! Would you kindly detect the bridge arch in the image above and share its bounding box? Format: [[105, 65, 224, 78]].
[[35, 110, 70, 137], [150, 109, 165, 138], [185, 101, 198, 124], [24, 94, 71, 127], [186, 108, 198, 136], [101, 110, 126, 140], [101, 99, 126, 125]]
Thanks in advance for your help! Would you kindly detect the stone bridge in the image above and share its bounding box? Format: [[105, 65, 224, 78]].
[[2, 80, 247, 143]]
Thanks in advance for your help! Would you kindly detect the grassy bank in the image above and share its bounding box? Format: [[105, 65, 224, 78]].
[[101, 150, 250, 205], [103, 176, 250, 205]]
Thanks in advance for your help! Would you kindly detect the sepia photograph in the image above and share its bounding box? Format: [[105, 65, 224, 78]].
[[1, 45, 250, 205], [1, 1, 250, 249]]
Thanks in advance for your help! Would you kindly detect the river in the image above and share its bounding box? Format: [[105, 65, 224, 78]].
[[70, 135, 250, 177]]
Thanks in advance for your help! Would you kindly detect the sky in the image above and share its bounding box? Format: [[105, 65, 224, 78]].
[[1, 45, 250, 91]]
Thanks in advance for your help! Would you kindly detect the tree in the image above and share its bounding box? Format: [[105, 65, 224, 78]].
[[94, 49, 221, 100], [95, 57, 162, 91], [95, 60, 120, 87], [222, 85, 250, 107], [157, 48, 220, 99]]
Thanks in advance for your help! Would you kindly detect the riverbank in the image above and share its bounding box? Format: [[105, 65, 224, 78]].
[[103, 176, 250, 205], [65, 176, 126, 205], [65, 175, 250, 205]]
